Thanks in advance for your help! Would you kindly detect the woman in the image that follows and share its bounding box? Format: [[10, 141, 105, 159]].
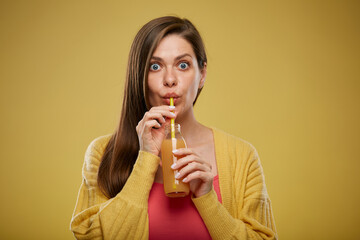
[[70, 16, 277, 239]]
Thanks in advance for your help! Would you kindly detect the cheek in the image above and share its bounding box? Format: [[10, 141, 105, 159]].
[[147, 77, 155, 102], [147, 77, 160, 106], [183, 76, 200, 103], [190, 73, 201, 95]]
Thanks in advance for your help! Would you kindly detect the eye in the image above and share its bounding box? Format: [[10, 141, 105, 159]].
[[178, 62, 189, 70], [150, 63, 161, 71]]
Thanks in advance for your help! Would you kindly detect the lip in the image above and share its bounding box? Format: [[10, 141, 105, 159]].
[[163, 97, 179, 105], [162, 93, 180, 105], [163, 92, 180, 98]]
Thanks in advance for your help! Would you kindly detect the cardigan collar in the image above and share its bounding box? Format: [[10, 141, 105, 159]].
[[209, 127, 233, 213]]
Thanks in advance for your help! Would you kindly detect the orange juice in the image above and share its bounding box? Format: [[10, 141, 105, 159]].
[[160, 125, 189, 197]]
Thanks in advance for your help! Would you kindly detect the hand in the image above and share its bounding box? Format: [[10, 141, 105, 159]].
[[136, 105, 176, 156], [171, 148, 214, 198]]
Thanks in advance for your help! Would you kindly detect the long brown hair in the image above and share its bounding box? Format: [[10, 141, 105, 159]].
[[98, 16, 208, 198]]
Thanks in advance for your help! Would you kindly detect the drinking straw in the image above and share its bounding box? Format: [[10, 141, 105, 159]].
[[170, 97, 175, 139], [170, 97, 179, 188]]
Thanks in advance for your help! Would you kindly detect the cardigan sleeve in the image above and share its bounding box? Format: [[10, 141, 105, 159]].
[[192, 143, 277, 240], [70, 136, 160, 240]]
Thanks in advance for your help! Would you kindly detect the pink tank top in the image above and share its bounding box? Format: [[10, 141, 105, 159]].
[[148, 175, 222, 240]]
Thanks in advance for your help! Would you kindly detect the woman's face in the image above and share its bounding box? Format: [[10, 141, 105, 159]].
[[147, 34, 206, 117]]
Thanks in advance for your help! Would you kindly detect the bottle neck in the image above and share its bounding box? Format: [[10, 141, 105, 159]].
[[165, 123, 182, 138]]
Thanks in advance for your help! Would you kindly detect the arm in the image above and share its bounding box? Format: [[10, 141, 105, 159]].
[[70, 137, 160, 240], [192, 145, 277, 240]]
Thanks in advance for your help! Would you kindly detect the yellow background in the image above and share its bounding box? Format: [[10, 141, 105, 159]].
[[1, 0, 359, 239]]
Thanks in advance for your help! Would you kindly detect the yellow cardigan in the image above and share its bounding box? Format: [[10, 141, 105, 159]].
[[70, 127, 278, 239]]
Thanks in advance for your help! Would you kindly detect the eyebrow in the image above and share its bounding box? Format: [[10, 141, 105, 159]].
[[150, 53, 192, 61]]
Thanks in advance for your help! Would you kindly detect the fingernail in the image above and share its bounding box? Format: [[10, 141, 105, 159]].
[[175, 172, 180, 179], [171, 163, 176, 169], [172, 149, 178, 153], [182, 177, 188, 182], [169, 106, 175, 110], [170, 112, 176, 117]]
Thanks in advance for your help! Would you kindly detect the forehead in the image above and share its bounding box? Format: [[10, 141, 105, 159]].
[[152, 34, 195, 58]]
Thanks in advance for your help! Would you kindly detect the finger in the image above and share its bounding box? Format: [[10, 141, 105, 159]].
[[172, 152, 211, 170], [142, 120, 161, 133], [172, 148, 207, 165], [149, 105, 176, 112], [171, 154, 198, 169], [175, 161, 211, 180], [182, 170, 213, 183], [172, 148, 194, 156], [148, 108, 176, 120], [138, 109, 174, 131], [144, 112, 167, 125], [149, 105, 177, 116]]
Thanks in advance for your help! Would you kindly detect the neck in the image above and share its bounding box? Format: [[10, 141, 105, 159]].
[[175, 106, 204, 145]]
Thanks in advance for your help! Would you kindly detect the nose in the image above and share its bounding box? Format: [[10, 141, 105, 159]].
[[163, 68, 177, 87]]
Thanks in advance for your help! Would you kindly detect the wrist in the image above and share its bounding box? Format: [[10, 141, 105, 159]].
[[139, 149, 159, 157], [192, 187, 214, 200], [140, 148, 159, 157], [193, 188, 212, 198]]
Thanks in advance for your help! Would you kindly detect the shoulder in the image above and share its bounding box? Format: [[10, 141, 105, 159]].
[[85, 134, 113, 158], [82, 134, 113, 181], [211, 127, 261, 170], [211, 127, 268, 197], [211, 127, 257, 155]]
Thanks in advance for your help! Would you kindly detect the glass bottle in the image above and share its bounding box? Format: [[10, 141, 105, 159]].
[[160, 124, 190, 197]]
